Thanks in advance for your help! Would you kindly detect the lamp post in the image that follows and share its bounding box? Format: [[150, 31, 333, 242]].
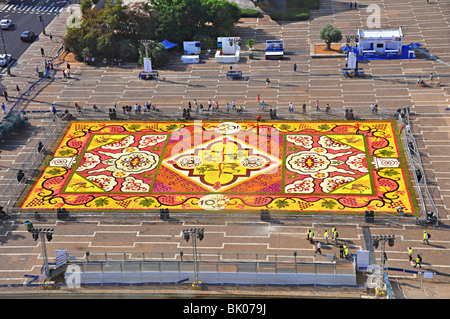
[[28, 227, 54, 281], [182, 228, 204, 289], [139, 39, 152, 58], [38, 15, 46, 35], [371, 234, 395, 296]]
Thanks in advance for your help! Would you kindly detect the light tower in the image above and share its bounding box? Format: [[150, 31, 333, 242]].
[[371, 234, 395, 296], [182, 228, 204, 289]]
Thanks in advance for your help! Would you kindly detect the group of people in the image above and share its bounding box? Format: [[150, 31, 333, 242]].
[[305, 225, 432, 268], [306, 226, 346, 257], [185, 99, 244, 114]]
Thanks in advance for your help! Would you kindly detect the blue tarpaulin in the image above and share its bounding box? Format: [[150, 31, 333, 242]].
[[162, 40, 178, 50]]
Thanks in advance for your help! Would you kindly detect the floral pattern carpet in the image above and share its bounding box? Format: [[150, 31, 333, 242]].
[[20, 121, 417, 214]]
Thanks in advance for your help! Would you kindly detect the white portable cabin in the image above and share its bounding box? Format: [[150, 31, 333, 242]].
[[357, 28, 403, 58], [181, 41, 201, 64], [265, 40, 284, 60], [215, 37, 241, 63]]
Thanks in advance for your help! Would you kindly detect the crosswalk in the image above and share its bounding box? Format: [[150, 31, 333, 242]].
[[1, 3, 66, 14]]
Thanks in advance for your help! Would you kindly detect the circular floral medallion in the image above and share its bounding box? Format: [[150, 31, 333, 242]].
[[178, 156, 203, 168], [241, 156, 266, 168]]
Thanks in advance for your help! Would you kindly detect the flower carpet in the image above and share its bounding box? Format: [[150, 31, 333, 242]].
[[19, 121, 418, 214]]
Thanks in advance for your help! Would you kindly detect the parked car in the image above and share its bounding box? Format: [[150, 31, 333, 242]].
[[0, 19, 12, 29], [0, 54, 12, 67], [20, 31, 35, 42]]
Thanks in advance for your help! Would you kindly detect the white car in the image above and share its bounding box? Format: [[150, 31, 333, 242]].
[[0, 54, 12, 67], [0, 19, 12, 29]]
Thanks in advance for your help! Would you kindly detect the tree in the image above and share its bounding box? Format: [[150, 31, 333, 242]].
[[80, 0, 93, 15], [319, 23, 342, 51], [138, 41, 168, 68], [246, 38, 255, 50]]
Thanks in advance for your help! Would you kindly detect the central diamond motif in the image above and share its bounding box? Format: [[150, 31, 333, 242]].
[[162, 136, 281, 192]]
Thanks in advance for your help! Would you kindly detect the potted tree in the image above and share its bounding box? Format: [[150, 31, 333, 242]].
[[246, 39, 255, 59], [319, 24, 342, 51], [246, 38, 255, 50]]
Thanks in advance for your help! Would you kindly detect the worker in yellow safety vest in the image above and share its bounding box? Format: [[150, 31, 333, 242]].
[[309, 230, 314, 244], [413, 255, 422, 268], [343, 245, 350, 259], [324, 230, 329, 245], [422, 231, 430, 245], [408, 247, 413, 261]]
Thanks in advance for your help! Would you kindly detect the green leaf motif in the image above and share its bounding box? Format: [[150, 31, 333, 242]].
[[47, 168, 62, 176], [321, 199, 337, 209], [94, 198, 109, 207], [139, 198, 154, 207], [274, 199, 290, 209], [383, 169, 399, 177]]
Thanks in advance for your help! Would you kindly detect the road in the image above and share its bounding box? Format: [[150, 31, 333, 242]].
[[0, 0, 68, 73]]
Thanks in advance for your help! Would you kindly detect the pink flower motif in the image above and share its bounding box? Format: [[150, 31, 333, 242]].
[[120, 177, 150, 192], [77, 153, 101, 172], [138, 135, 167, 149], [285, 178, 315, 193], [287, 135, 313, 149]]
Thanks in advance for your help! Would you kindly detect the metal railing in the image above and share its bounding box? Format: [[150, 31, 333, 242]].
[[397, 109, 439, 226]]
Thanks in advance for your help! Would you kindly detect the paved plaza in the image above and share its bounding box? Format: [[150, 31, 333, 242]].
[[0, 0, 449, 298]]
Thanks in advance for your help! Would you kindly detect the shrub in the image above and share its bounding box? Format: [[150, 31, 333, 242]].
[[270, 11, 309, 21], [239, 8, 262, 18]]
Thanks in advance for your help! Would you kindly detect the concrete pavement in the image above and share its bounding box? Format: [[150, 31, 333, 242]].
[[0, 0, 449, 298]]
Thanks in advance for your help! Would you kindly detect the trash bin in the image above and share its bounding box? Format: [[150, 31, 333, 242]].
[[38, 70, 44, 78], [24, 220, 33, 232], [249, 52, 253, 59]]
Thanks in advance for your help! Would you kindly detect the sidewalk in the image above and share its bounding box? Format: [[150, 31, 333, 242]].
[[0, 5, 78, 117]]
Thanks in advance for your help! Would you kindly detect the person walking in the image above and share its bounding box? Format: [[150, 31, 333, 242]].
[[293, 63, 297, 72], [40, 46, 45, 57], [257, 94, 260, 104], [343, 244, 350, 260], [324, 229, 329, 245], [265, 78, 270, 87], [3, 90, 8, 101], [1, 103, 6, 115], [406, 124, 411, 133], [315, 241, 322, 254], [16, 85, 20, 95], [333, 229, 339, 244], [408, 247, 414, 262], [51, 104, 57, 116], [289, 102, 294, 113], [325, 103, 330, 114], [35, 65, 39, 76], [422, 230, 430, 245], [413, 255, 422, 268], [306, 227, 311, 241], [339, 244, 344, 258], [429, 72, 433, 82], [315, 100, 320, 111], [302, 103, 306, 114], [309, 229, 315, 244]]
